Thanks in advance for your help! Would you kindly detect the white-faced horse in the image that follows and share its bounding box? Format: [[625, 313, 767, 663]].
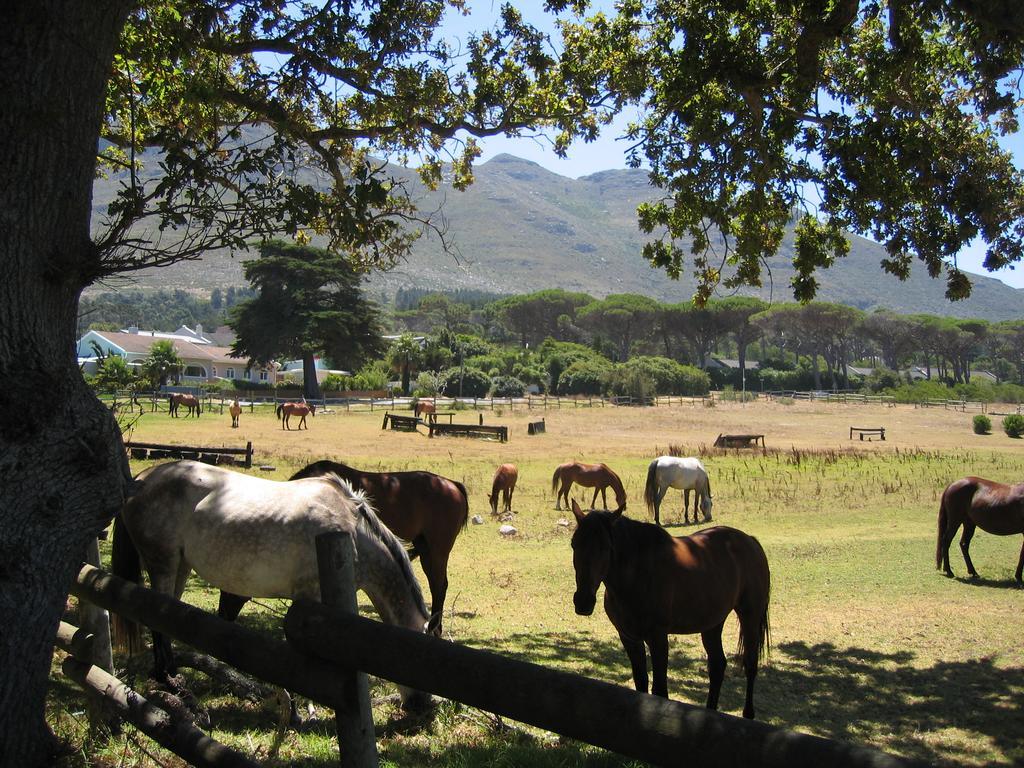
[[644, 456, 713, 526], [112, 460, 431, 709]]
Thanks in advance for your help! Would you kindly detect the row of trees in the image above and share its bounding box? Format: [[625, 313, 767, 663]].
[[82, 270, 1024, 399], [393, 289, 1024, 391]]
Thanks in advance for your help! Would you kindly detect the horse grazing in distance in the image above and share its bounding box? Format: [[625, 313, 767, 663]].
[[112, 460, 432, 709], [644, 456, 713, 526], [552, 461, 626, 512], [168, 392, 201, 418], [489, 463, 518, 515], [570, 500, 770, 719], [219, 459, 470, 636], [229, 399, 242, 428], [414, 399, 436, 423], [277, 401, 315, 430], [937, 476, 1024, 583]]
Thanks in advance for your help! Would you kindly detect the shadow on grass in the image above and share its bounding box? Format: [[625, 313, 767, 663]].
[[93, 622, 1023, 767]]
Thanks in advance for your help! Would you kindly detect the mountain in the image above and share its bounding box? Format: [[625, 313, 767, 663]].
[[92, 152, 1024, 321]]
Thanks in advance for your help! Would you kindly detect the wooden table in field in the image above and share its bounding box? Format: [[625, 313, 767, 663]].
[[850, 426, 886, 441]]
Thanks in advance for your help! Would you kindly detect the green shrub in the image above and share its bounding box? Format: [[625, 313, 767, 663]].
[[607, 356, 710, 397], [556, 359, 612, 395], [973, 414, 992, 434], [1002, 413, 1024, 438], [440, 366, 491, 398], [490, 375, 526, 398]]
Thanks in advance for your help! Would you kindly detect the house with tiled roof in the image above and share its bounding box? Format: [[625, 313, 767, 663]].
[[77, 327, 273, 385]]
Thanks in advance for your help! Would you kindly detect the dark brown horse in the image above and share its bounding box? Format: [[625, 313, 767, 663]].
[[552, 461, 626, 512], [937, 476, 1024, 583], [276, 401, 315, 430], [570, 501, 770, 719], [168, 392, 201, 418], [489, 463, 518, 515], [218, 459, 469, 635]]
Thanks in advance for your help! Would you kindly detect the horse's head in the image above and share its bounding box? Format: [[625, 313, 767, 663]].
[[701, 495, 713, 521], [309, 403, 316, 417], [570, 499, 621, 616], [488, 492, 498, 515]]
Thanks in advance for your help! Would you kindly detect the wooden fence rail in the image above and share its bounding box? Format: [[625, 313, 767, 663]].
[[69, 562, 923, 768]]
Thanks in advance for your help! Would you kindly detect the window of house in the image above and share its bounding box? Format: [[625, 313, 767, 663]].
[[184, 365, 206, 378], [226, 368, 235, 379], [259, 370, 268, 382]]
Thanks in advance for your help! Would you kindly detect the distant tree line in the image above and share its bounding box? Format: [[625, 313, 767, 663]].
[[78, 287, 255, 338], [82, 277, 1024, 402]]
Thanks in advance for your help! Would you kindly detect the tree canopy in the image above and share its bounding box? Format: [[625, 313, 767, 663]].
[[557, 0, 1024, 303], [94, 0, 580, 279]]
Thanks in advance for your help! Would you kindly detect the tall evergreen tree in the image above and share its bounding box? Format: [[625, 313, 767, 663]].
[[230, 242, 384, 400]]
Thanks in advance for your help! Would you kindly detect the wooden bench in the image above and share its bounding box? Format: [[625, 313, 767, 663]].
[[428, 422, 508, 443], [381, 412, 423, 432], [713, 433, 765, 449], [428, 411, 456, 424], [850, 426, 886, 441]]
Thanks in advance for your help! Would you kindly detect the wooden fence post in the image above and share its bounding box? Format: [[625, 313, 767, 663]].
[[315, 532, 378, 768]]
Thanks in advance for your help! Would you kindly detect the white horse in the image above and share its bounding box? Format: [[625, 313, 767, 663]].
[[112, 460, 431, 709], [643, 456, 713, 526]]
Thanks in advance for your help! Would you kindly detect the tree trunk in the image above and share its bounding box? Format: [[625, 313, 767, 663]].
[[0, 4, 133, 765], [302, 351, 323, 400]]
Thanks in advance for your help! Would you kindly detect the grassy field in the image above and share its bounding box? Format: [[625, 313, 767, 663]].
[[52, 399, 1024, 767]]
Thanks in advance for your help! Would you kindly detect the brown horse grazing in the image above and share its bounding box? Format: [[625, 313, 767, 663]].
[[414, 399, 436, 422], [489, 463, 518, 515], [276, 401, 315, 430], [229, 399, 242, 428], [218, 459, 469, 635], [552, 461, 626, 512], [570, 501, 770, 719], [168, 392, 201, 418], [937, 476, 1024, 583]]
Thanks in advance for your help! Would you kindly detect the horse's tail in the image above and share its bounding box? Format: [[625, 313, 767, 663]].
[[936, 487, 950, 570], [276, 403, 283, 419], [643, 460, 658, 513], [453, 480, 470, 532], [738, 536, 771, 665], [110, 512, 144, 655], [551, 466, 561, 495]]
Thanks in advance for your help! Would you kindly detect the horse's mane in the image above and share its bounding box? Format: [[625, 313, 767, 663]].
[[322, 473, 429, 620]]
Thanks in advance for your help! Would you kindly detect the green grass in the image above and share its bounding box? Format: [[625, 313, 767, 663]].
[[50, 406, 1024, 767]]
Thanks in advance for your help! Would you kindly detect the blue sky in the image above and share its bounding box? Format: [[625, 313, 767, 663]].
[[442, 2, 1024, 290]]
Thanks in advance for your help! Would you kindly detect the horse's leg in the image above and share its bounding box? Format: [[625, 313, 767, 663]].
[[738, 612, 762, 719], [218, 592, 250, 621], [959, 520, 979, 577], [590, 486, 601, 509], [683, 489, 691, 525], [555, 479, 568, 510], [701, 622, 727, 711], [647, 633, 670, 698], [654, 486, 669, 526], [618, 632, 648, 693], [147, 569, 182, 680], [1016, 536, 1024, 584], [418, 540, 447, 636], [940, 517, 960, 577]]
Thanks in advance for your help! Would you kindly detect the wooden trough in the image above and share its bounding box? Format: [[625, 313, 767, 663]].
[[713, 433, 765, 449], [124, 441, 253, 468]]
